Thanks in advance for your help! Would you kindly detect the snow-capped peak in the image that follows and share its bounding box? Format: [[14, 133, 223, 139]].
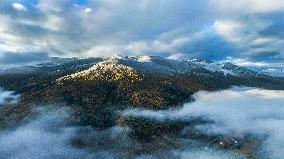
[[135, 56, 152, 62], [50, 55, 268, 82], [109, 54, 127, 60], [57, 60, 141, 82]]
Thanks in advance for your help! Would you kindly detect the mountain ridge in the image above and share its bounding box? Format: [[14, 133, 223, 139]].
[[1, 55, 284, 93], [1, 55, 279, 78], [0, 55, 283, 158]]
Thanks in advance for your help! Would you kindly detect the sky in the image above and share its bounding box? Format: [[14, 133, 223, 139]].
[[0, 0, 284, 64]]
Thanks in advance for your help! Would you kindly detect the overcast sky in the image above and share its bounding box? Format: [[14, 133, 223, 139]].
[[0, 0, 284, 64]]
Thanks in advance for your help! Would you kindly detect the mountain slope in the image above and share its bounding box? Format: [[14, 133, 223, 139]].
[[1, 55, 284, 101], [0, 56, 284, 126], [0, 56, 283, 158]]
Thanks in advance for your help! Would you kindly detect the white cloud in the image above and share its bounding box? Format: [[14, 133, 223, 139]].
[[80, 36, 193, 57], [0, 15, 24, 52], [42, 15, 65, 32], [12, 3, 27, 11], [19, 15, 64, 32], [213, 20, 247, 43], [83, 45, 123, 57], [209, 0, 284, 60], [124, 87, 284, 159], [251, 0, 284, 12], [0, 105, 245, 159], [176, 149, 244, 159], [211, 0, 284, 14], [251, 37, 277, 46], [245, 88, 284, 99], [125, 41, 152, 54], [167, 53, 194, 60], [212, 17, 284, 60], [0, 0, 283, 61], [0, 107, 95, 159], [84, 8, 92, 13], [231, 58, 284, 77], [0, 88, 19, 105], [36, 0, 70, 13], [0, 0, 211, 58], [232, 58, 269, 67]]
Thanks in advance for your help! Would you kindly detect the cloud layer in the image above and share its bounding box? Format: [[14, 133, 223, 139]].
[[0, 88, 19, 105], [0, 106, 245, 159], [0, 107, 95, 159], [2, 87, 284, 158], [124, 87, 284, 159], [0, 0, 284, 63]]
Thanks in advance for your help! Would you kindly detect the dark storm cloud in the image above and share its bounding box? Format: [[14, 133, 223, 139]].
[[253, 12, 284, 36], [183, 33, 238, 60], [0, 52, 49, 64], [245, 50, 281, 61]]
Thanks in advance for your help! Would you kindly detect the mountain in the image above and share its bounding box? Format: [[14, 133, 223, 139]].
[[1, 55, 283, 91], [0, 55, 283, 158], [0, 55, 283, 126], [0, 55, 283, 125], [248, 65, 284, 77], [0, 55, 283, 99]]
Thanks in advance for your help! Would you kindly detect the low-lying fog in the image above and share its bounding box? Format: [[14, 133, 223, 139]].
[[0, 88, 19, 105], [0, 87, 283, 159], [125, 87, 284, 159]]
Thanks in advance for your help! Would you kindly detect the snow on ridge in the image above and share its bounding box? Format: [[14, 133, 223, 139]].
[[190, 61, 236, 76], [135, 56, 152, 62], [55, 56, 263, 81], [57, 60, 135, 81], [108, 54, 127, 61]]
